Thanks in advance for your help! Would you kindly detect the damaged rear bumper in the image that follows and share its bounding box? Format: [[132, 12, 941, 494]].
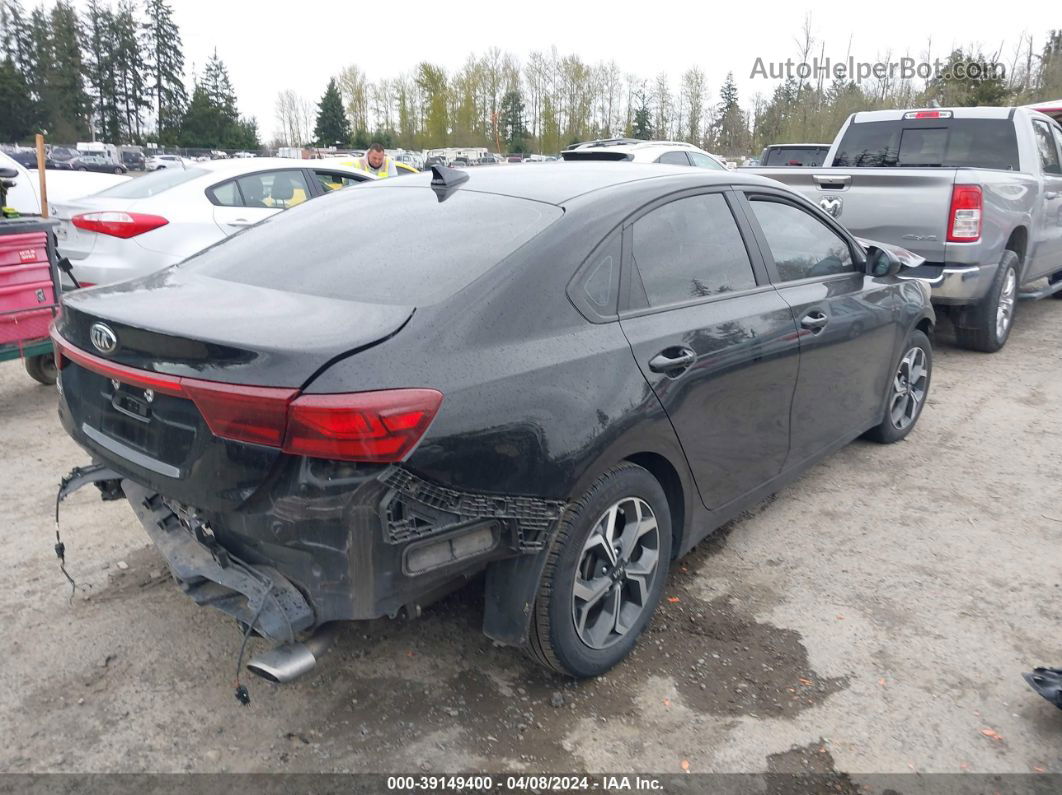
[[62, 461, 565, 646]]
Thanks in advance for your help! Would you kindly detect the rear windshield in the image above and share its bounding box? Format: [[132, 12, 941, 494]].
[[833, 119, 1019, 169], [93, 167, 206, 198], [762, 147, 829, 166], [183, 184, 563, 305]]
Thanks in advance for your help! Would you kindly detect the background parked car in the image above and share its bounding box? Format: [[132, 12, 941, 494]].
[[121, 150, 146, 171], [561, 138, 728, 170], [748, 106, 1062, 352], [0, 150, 130, 216], [52, 157, 374, 286], [146, 154, 185, 171], [70, 154, 127, 174], [51, 163, 933, 683]]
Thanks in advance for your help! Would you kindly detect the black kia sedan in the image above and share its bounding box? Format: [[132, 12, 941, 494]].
[[52, 163, 934, 681]]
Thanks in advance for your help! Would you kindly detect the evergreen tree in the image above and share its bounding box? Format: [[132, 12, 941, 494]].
[[0, 55, 34, 140], [313, 77, 350, 146], [142, 0, 185, 143], [632, 93, 652, 140], [82, 0, 119, 141], [500, 88, 526, 152], [44, 1, 91, 141], [712, 72, 747, 154]]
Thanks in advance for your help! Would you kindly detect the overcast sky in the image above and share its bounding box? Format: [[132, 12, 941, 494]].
[[78, 0, 1056, 140]]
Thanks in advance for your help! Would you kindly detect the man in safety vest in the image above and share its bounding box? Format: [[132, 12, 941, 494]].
[[354, 143, 398, 178]]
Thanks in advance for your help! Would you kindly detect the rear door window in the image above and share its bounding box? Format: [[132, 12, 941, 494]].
[[630, 193, 757, 308], [689, 151, 725, 169], [656, 151, 691, 166], [236, 170, 311, 208], [749, 199, 854, 282], [207, 179, 241, 206], [1033, 120, 1062, 175], [313, 170, 364, 192]]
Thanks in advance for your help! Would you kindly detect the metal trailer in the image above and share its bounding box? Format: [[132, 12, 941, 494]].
[[0, 217, 62, 385]]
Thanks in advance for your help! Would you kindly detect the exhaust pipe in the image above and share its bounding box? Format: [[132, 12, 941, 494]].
[[246, 623, 340, 684]]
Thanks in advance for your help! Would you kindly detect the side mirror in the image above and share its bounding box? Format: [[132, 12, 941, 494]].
[[866, 246, 902, 278]]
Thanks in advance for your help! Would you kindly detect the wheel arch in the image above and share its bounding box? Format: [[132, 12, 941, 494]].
[[1005, 227, 1029, 277], [623, 451, 686, 561]]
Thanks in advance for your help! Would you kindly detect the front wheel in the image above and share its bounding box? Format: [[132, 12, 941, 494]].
[[527, 463, 672, 677], [864, 330, 932, 444]]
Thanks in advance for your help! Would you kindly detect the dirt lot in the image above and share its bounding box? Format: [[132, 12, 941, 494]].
[[1, 302, 1060, 778]]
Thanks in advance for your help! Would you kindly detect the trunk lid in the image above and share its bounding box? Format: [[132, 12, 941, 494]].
[[52, 196, 139, 261], [59, 267, 413, 386], [56, 270, 413, 509]]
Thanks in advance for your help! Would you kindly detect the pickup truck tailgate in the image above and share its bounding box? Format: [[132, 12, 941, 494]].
[[751, 168, 959, 262]]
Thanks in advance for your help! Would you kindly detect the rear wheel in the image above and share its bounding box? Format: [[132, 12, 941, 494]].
[[24, 353, 57, 385], [864, 329, 932, 444], [953, 251, 1019, 352], [527, 463, 671, 678]]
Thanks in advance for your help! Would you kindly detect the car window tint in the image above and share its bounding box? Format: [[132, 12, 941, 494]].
[[1033, 120, 1062, 175], [656, 151, 690, 166], [750, 199, 854, 282], [184, 186, 562, 305], [235, 170, 310, 209], [631, 194, 756, 307], [833, 119, 1019, 170], [314, 170, 362, 192], [91, 166, 206, 198], [208, 179, 241, 206], [1052, 126, 1062, 168], [689, 151, 725, 169], [579, 234, 621, 313]]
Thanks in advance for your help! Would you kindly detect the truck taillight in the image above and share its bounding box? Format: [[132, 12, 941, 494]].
[[72, 211, 168, 239], [947, 185, 982, 242]]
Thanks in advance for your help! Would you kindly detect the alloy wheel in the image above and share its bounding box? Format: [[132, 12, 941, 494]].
[[996, 267, 1016, 341], [889, 346, 928, 430], [571, 497, 660, 650]]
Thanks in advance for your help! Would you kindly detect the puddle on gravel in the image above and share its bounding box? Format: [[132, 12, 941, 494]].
[[765, 740, 860, 795]]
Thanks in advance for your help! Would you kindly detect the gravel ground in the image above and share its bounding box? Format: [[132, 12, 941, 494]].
[[1, 302, 1060, 778]]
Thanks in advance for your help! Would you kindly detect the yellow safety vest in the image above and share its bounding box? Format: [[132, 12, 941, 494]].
[[354, 156, 392, 179]]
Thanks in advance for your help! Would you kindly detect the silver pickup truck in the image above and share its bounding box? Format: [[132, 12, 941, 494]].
[[747, 106, 1062, 351]]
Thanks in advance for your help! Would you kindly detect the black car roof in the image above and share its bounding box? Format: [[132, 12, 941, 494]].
[[365, 162, 780, 205]]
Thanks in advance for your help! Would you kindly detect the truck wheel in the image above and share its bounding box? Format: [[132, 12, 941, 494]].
[[527, 463, 672, 678], [24, 353, 57, 385], [864, 329, 932, 444], [953, 250, 1020, 353]]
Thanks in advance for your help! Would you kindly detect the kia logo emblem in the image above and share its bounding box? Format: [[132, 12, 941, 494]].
[[89, 322, 118, 355], [819, 197, 843, 218]]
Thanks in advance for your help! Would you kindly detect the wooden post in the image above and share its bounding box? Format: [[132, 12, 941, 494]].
[[35, 133, 48, 217]]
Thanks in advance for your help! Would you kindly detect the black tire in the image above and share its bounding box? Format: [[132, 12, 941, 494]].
[[527, 463, 672, 678], [24, 353, 57, 385], [864, 329, 932, 444], [1050, 270, 1062, 299], [953, 251, 1020, 352]]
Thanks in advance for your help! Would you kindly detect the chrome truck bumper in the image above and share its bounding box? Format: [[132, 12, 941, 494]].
[[900, 263, 995, 305]]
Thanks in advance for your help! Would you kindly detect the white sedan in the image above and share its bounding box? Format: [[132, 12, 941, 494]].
[[53, 158, 374, 286]]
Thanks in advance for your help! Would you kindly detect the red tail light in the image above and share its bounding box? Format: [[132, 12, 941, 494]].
[[947, 185, 982, 242], [283, 390, 444, 462], [182, 381, 296, 448], [51, 329, 442, 462], [71, 211, 169, 239]]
